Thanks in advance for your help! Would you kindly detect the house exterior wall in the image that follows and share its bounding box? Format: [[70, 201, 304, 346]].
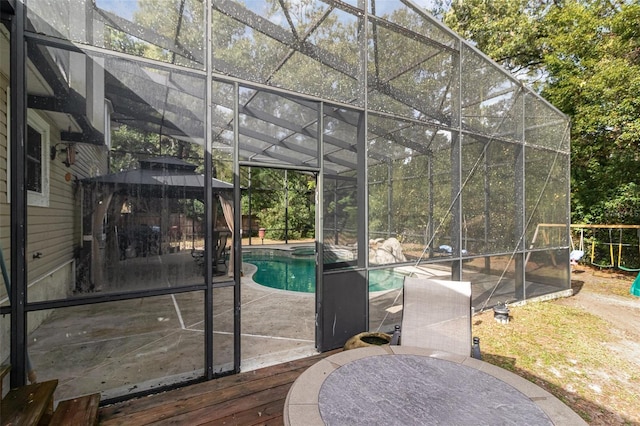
[[0, 21, 109, 366], [26, 108, 74, 303], [25, 118, 109, 303]]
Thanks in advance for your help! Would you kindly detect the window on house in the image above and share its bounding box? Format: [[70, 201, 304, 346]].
[[26, 110, 50, 207], [26, 124, 43, 192]]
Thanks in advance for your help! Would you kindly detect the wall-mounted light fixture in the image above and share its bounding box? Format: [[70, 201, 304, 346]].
[[50, 143, 76, 167]]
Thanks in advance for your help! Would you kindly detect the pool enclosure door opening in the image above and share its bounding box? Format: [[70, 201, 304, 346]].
[[235, 99, 367, 356], [238, 168, 318, 368], [238, 161, 367, 357], [235, 86, 365, 358]]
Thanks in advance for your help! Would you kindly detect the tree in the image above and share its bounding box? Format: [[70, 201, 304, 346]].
[[242, 168, 315, 241], [443, 0, 640, 225]]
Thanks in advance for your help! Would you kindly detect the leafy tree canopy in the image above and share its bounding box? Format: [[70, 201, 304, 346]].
[[442, 0, 640, 225], [242, 168, 316, 241]]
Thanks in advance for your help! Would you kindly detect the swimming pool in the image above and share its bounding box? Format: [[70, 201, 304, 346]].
[[243, 249, 404, 293]]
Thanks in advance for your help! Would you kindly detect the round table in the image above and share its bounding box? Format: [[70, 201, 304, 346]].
[[284, 346, 587, 425]]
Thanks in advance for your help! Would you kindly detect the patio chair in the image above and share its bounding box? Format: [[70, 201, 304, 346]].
[[215, 232, 229, 271], [391, 276, 481, 359], [191, 232, 229, 274]]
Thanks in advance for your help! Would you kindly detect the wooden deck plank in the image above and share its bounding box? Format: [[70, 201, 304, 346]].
[[202, 398, 286, 426], [153, 383, 291, 424], [100, 352, 334, 418], [99, 353, 329, 419], [100, 372, 299, 425], [50, 393, 100, 426], [99, 350, 339, 425], [0, 379, 58, 426]]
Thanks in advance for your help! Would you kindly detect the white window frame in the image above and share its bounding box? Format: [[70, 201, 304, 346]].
[[6, 90, 52, 207], [26, 109, 50, 207]]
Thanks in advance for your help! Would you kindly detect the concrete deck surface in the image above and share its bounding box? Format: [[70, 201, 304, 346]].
[[24, 245, 566, 402]]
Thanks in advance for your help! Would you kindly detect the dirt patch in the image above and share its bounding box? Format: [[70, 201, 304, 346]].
[[474, 266, 640, 425]]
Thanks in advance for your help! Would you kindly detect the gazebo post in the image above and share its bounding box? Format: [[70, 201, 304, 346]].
[[91, 191, 113, 292]]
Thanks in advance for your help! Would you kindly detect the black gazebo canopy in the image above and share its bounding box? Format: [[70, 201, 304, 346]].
[[82, 157, 233, 199]]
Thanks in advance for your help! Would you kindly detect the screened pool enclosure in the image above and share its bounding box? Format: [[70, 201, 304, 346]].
[[1, 0, 570, 403]]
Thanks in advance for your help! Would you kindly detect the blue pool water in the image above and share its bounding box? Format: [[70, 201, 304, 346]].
[[244, 250, 404, 293]]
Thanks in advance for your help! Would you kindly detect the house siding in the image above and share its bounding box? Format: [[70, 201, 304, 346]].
[[26, 110, 75, 303], [0, 29, 109, 367], [26, 115, 109, 303]]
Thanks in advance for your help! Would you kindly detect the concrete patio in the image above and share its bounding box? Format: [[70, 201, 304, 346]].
[[25, 245, 566, 403]]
